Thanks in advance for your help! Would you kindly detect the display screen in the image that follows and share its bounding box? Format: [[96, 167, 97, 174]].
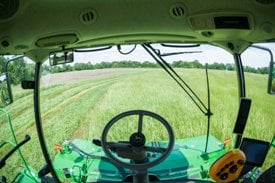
[[240, 138, 270, 167]]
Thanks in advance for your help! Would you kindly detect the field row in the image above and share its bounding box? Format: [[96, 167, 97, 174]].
[[1, 68, 274, 178]]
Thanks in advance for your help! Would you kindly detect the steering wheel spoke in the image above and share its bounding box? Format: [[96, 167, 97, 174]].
[[138, 112, 143, 133], [107, 142, 132, 150], [143, 146, 166, 153]]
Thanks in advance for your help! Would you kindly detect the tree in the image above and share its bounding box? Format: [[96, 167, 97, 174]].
[[0, 57, 35, 84], [0, 56, 7, 73], [225, 63, 235, 71], [8, 58, 27, 84], [207, 62, 225, 70], [192, 60, 203, 68]]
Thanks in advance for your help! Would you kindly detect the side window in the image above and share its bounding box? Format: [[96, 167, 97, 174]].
[[0, 56, 36, 179], [241, 44, 275, 169]]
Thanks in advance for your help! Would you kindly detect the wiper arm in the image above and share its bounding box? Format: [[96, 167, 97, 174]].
[[160, 43, 200, 48], [142, 43, 209, 115], [161, 51, 202, 57], [74, 46, 112, 53], [142, 44, 213, 153]]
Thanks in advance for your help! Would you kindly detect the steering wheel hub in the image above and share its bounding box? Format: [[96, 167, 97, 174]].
[[130, 132, 146, 147]]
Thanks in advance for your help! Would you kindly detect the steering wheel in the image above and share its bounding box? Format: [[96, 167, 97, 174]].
[[101, 110, 175, 170]]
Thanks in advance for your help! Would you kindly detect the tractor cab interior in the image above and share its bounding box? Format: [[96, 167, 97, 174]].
[[0, 1, 275, 183]]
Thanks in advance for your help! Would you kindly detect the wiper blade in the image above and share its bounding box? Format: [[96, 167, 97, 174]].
[[161, 43, 200, 48], [74, 46, 112, 52], [160, 51, 202, 57]]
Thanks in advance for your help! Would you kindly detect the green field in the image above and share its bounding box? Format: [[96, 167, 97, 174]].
[[1, 68, 274, 179]]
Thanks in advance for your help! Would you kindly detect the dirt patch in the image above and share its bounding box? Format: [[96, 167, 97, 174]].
[[41, 68, 145, 86]]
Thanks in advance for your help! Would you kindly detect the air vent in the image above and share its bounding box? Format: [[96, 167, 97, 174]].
[[1, 40, 10, 47], [0, 0, 19, 20], [201, 31, 214, 38], [80, 9, 97, 25], [256, 0, 274, 4], [169, 3, 186, 19]]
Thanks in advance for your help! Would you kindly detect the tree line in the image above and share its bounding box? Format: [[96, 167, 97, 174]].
[[0, 56, 269, 85], [45, 60, 269, 75]]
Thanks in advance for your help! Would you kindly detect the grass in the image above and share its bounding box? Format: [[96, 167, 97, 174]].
[[0, 68, 274, 180]]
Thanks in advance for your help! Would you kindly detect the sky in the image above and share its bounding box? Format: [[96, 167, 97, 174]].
[[15, 43, 275, 68], [74, 43, 275, 68]]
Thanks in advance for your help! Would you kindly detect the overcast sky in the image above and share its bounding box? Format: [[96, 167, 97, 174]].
[[74, 43, 275, 68], [18, 43, 275, 68]]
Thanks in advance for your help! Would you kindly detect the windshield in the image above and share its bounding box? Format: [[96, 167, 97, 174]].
[[1, 43, 274, 181], [41, 44, 237, 179], [40, 44, 236, 141]]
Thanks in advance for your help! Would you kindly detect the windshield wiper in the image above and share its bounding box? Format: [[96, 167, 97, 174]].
[[142, 44, 213, 153], [160, 43, 200, 48], [74, 46, 112, 52], [160, 51, 202, 57], [142, 44, 209, 115]]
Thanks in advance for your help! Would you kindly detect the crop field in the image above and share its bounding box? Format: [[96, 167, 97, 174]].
[[0, 68, 274, 179]]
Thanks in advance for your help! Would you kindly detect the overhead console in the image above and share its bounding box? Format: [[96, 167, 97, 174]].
[[188, 12, 254, 39], [35, 34, 79, 48], [214, 16, 250, 29]]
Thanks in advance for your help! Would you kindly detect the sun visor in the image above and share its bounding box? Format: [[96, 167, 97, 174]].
[[35, 34, 79, 48]]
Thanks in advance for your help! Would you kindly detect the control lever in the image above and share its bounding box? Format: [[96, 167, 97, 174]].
[[256, 165, 275, 183], [0, 135, 31, 169], [92, 139, 102, 147], [0, 176, 7, 183], [38, 164, 50, 178], [92, 139, 127, 152]]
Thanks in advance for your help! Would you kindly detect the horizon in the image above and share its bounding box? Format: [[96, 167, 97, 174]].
[[75, 43, 275, 68], [4, 43, 275, 69]]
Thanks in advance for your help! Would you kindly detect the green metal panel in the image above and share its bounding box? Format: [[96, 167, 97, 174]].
[[13, 167, 40, 183], [53, 135, 225, 182]]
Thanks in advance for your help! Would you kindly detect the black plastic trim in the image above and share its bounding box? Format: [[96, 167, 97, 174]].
[[240, 138, 270, 167], [233, 98, 251, 135], [34, 63, 60, 182], [214, 16, 250, 29], [233, 53, 246, 148]]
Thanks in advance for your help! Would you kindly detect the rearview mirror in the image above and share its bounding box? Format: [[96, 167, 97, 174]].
[[49, 50, 74, 66], [0, 73, 12, 107], [268, 61, 275, 94]]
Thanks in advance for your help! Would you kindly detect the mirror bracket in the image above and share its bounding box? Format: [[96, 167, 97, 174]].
[[21, 80, 35, 90], [268, 60, 275, 95]]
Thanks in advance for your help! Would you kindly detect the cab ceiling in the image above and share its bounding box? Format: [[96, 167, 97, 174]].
[[0, 0, 275, 61]]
